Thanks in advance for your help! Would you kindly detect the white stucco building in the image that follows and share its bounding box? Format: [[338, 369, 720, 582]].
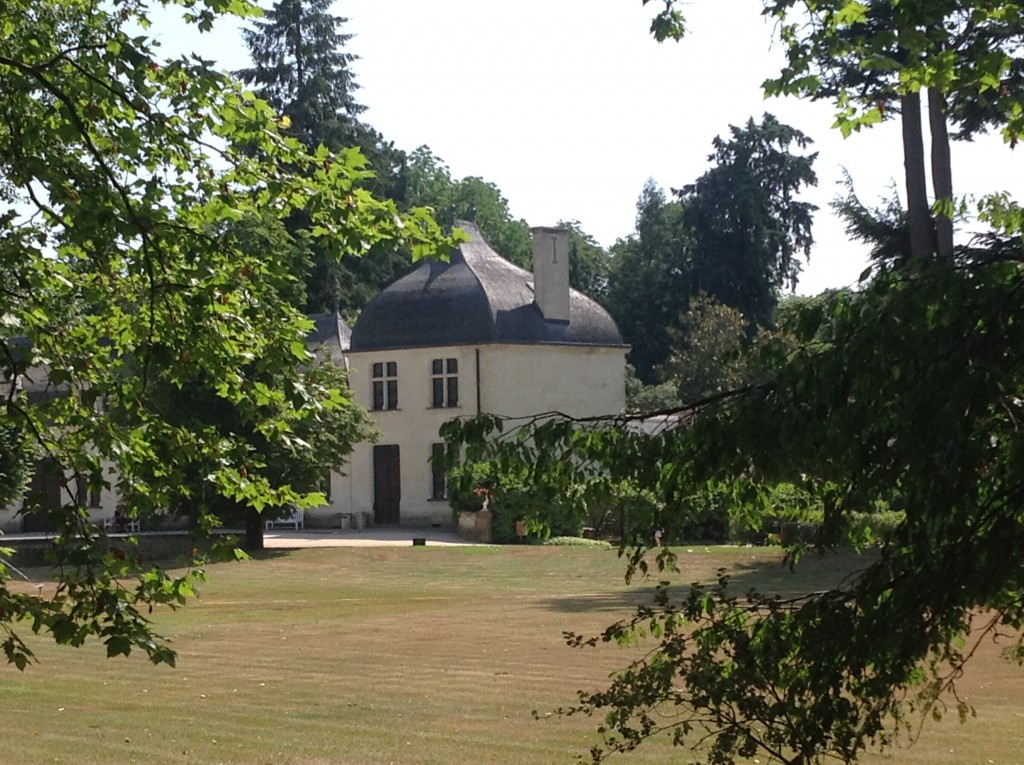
[[0, 356, 121, 533], [1, 223, 627, 533], [312, 222, 628, 528]]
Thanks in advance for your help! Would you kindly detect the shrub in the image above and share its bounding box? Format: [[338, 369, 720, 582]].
[[446, 459, 586, 543], [541, 537, 613, 549]]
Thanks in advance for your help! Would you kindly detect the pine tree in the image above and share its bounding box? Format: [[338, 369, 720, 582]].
[[680, 114, 817, 330], [237, 0, 364, 151], [238, 0, 410, 315], [604, 180, 691, 384]]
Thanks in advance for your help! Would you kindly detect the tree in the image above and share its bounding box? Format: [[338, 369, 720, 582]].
[[441, 2, 1024, 762], [238, 0, 412, 314], [405, 146, 533, 266], [237, 0, 364, 150], [449, 176, 533, 267], [143, 348, 376, 553], [559, 219, 613, 302], [623, 365, 681, 413], [831, 173, 910, 267], [657, 294, 772, 405], [403, 148, 614, 299], [680, 114, 818, 329], [447, 258, 1024, 764], [605, 120, 815, 384], [604, 180, 690, 383], [763, 0, 1024, 260], [0, 0, 453, 668]]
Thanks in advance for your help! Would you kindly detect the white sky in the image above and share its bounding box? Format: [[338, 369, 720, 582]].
[[153, 0, 1022, 296]]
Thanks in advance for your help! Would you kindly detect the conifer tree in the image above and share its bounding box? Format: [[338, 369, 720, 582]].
[[237, 0, 364, 151], [237, 0, 410, 315]]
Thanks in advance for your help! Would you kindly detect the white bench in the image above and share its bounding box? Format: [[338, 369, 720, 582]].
[[102, 515, 141, 533], [265, 506, 304, 530]]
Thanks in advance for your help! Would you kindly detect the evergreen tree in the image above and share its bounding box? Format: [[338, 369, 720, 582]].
[[604, 180, 690, 384], [237, 0, 364, 150], [238, 0, 411, 315], [680, 114, 817, 330]]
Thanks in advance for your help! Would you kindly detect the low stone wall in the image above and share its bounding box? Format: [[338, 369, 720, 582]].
[[304, 510, 343, 529]]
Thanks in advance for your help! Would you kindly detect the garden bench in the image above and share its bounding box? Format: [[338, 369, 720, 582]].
[[102, 515, 141, 533], [264, 506, 304, 531]]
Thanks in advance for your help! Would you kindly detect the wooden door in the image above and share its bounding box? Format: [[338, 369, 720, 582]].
[[373, 445, 401, 525]]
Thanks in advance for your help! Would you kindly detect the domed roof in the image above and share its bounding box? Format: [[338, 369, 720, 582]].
[[349, 222, 625, 352]]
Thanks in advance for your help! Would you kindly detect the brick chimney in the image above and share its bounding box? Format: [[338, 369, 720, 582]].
[[531, 226, 570, 322]]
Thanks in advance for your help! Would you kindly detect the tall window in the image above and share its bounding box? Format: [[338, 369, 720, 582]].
[[431, 358, 459, 408], [430, 443, 448, 501], [372, 361, 398, 411]]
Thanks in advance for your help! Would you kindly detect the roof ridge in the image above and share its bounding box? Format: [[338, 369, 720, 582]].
[[459, 225, 535, 303]]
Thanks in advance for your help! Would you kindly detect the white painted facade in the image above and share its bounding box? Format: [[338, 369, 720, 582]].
[[308, 223, 628, 529], [316, 342, 626, 527], [0, 460, 120, 534]]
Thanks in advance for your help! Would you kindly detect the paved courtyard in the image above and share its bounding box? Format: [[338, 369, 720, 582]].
[[263, 527, 474, 548]]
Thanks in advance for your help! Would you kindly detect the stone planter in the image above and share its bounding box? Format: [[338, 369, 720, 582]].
[[457, 510, 492, 543]]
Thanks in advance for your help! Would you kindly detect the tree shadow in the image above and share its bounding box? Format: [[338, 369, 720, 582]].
[[540, 588, 660, 614], [243, 549, 293, 562], [714, 548, 877, 599], [539, 548, 877, 615]]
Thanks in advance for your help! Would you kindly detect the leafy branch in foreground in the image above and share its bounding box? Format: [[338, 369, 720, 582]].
[[560, 572, 1009, 765], [446, 255, 1024, 763], [0, 0, 457, 667]]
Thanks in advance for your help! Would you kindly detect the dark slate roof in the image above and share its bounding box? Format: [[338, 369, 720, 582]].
[[350, 222, 625, 351], [2, 337, 65, 404], [306, 312, 351, 362], [18, 364, 65, 404]]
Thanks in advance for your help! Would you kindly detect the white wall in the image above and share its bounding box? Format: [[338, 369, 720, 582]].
[[339, 346, 477, 526], [480, 344, 626, 419], [331, 343, 626, 527], [0, 459, 120, 533]]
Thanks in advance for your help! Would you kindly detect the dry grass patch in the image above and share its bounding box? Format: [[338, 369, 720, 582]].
[[1, 544, 1020, 765]]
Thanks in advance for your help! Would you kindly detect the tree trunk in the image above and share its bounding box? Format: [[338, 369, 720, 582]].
[[244, 507, 265, 552], [928, 87, 955, 260], [901, 90, 935, 261]]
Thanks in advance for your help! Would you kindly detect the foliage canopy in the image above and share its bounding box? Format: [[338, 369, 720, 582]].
[[606, 115, 817, 383], [0, 0, 453, 667], [237, 0, 412, 314], [443, 2, 1024, 763]]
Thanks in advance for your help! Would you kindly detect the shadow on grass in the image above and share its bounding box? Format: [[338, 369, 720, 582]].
[[719, 548, 877, 599], [540, 589, 660, 614], [539, 548, 877, 615], [242, 549, 292, 562]]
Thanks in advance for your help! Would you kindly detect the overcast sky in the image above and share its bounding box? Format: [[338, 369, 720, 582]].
[[154, 0, 1022, 296]]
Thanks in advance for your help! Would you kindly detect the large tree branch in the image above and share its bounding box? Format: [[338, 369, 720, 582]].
[[900, 90, 935, 260], [928, 87, 955, 260]]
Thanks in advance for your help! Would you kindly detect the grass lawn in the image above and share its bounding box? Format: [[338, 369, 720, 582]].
[[2, 544, 1022, 765]]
